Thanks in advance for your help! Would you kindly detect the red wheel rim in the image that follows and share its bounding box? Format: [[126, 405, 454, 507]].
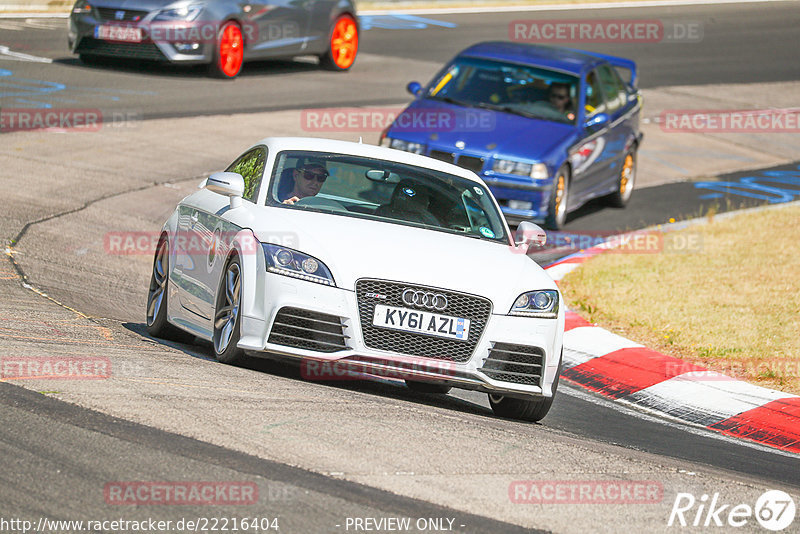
[[330, 16, 358, 69], [218, 23, 243, 77]]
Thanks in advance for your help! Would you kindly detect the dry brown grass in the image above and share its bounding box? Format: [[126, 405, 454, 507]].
[[559, 203, 800, 394]]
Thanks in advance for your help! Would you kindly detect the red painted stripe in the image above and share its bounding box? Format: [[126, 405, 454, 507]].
[[708, 397, 800, 453], [562, 347, 707, 399], [545, 255, 590, 269], [565, 311, 592, 332]]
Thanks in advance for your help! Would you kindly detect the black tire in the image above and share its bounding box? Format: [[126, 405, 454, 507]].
[[213, 254, 247, 365], [544, 165, 570, 230], [146, 237, 192, 342], [607, 148, 637, 208], [488, 351, 562, 422], [207, 20, 244, 79], [405, 380, 452, 394], [319, 13, 358, 71]]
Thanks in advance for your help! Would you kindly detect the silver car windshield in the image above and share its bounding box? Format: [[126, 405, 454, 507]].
[[268, 150, 508, 243]]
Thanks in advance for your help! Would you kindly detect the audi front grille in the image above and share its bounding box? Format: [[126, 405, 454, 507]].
[[356, 279, 492, 363]]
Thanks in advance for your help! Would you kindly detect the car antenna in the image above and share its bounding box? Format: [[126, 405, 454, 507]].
[[358, 136, 363, 144]]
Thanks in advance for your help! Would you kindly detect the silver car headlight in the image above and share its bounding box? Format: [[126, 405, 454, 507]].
[[71, 0, 92, 14], [492, 159, 548, 179], [384, 138, 425, 155], [262, 244, 335, 286], [154, 5, 202, 21], [510, 290, 559, 318]]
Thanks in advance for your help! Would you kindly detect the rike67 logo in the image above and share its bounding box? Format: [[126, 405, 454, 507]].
[[668, 490, 796, 531]]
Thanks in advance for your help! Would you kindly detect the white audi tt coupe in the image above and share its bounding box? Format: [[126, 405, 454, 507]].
[[147, 137, 565, 421]]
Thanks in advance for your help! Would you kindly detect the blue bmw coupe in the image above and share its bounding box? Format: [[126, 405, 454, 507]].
[[380, 41, 643, 229]]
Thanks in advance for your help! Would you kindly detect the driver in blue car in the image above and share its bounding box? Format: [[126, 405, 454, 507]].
[[280, 160, 329, 205], [547, 82, 574, 116]]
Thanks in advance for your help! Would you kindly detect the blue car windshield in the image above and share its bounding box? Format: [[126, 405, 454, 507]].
[[425, 57, 580, 125]]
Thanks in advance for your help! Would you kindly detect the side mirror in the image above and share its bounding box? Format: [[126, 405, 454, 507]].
[[406, 81, 422, 97], [584, 112, 609, 130], [514, 221, 547, 252], [206, 172, 245, 209]]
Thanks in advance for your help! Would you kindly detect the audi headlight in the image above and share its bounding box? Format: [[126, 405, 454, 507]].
[[384, 138, 425, 155], [510, 290, 559, 318], [262, 244, 335, 286], [154, 5, 202, 21], [492, 159, 548, 179]]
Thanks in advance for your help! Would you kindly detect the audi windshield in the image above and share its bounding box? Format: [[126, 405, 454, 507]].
[[267, 151, 508, 243]]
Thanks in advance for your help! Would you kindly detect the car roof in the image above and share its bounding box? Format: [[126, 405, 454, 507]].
[[456, 41, 606, 76], [252, 137, 488, 185]]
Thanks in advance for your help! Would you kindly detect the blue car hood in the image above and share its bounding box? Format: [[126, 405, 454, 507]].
[[393, 99, 577, 162]]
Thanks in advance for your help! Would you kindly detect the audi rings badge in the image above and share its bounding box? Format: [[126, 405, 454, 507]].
[[401, 289, 448, 311]]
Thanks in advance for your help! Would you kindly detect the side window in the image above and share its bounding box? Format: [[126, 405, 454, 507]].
[[597, 65, 627, 114], [584, 70, 606, 117], [225, 147, 267, 202]]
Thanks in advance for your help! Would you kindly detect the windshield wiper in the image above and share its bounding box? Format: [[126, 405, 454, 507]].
[[430, 96, 478, 108], [474, 102, 539, 119]]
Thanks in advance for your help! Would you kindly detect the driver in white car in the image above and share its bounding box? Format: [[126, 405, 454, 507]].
[[281, 160, 329, 205]]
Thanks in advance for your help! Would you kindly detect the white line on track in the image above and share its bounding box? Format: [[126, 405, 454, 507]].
[[0, 45, 53, 62]]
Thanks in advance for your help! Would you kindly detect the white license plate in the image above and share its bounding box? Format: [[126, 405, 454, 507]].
[[95, 25, 142, 43], [372, 304, 470, 341]]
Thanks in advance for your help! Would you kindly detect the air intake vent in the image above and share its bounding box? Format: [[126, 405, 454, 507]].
[[268, 307, 348, 353], [480, 343, 544, 386]]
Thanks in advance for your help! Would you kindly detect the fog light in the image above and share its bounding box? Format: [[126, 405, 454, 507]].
[[174, 42, 201, 52]]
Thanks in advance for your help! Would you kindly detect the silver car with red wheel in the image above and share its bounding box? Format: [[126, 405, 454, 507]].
[[68, 0, 358, 78]]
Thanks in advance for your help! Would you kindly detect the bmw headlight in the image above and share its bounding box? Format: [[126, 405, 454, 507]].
[[510, 290, 559, 318], [263, 244, 335, 286], [154, 5, 202, 21], [492, 159, 548, 179], [383, 137, 425, 155]]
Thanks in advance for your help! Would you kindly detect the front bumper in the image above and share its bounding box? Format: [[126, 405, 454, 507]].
[[70, 15, 214, 63], [237, 272, 564, 399]]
